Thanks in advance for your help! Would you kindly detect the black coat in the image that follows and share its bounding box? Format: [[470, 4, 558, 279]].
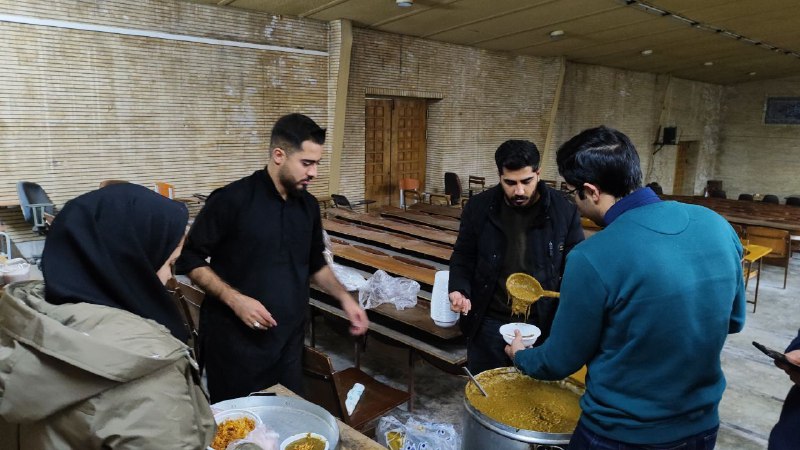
[[448, 181, 584, 341]]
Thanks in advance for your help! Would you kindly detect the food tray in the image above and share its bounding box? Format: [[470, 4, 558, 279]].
[[212, 394, 339, 449]]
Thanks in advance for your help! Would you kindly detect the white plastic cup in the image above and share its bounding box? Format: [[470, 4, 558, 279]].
[[430, 270, 459, 327]]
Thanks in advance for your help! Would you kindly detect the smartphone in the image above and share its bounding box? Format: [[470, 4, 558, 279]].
[[752, 341, 800, 371]]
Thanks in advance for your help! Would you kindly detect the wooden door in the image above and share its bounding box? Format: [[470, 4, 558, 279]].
[[673, 142, 689, 195], [365, 99, 393, 205], [391, 98, 427, 205], [365, 98, 428, 207]]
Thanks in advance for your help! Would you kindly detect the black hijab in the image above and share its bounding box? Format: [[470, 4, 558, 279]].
[[42, 183, 189, 341]]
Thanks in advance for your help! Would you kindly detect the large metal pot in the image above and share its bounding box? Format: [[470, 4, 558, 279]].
[[462, 368, 583, 450]]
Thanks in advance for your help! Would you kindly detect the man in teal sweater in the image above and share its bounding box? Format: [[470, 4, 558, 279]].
[[506, 126, 746, 448]]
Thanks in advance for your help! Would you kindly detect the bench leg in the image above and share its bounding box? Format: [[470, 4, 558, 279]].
[[408, 348, 416, 412]]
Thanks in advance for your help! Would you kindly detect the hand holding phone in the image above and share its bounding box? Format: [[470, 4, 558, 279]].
[[752, 341, 800, 371]]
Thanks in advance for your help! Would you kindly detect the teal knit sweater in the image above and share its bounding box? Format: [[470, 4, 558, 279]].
[[514, 200, 746, 444]]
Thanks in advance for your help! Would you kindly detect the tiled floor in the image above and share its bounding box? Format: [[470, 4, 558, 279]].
[[311, 257, 800, 449]]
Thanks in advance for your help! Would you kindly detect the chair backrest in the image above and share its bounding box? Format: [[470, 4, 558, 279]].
[[16, 181, 55, 231], [154, 182, 175, 199], [709, 190, 727, 199], [747, 226, 790, 258], [167, 279, 204, 356], [399, 178, 420, 191], [399, 178, 422, 208], [302, 346, 346, 418], [738, 193, 754, 201], [646, 182, 663, 195], [467, 176, 485, 189], [787, 197, 800, 207], [331, 194, 353, 209], [730, 223, 746, 240], [302, 346, 410, 431], [444, 172, 462, 205], [99, 179, 128, 189], [762, 194, 779, 204], [0, 232, 11, 260]]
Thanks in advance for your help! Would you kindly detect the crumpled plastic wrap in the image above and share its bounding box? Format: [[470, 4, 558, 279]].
[[331, 263, 368, 291], [225, 422, 279, 450], [376, 415, 460, 450], [358, 270, 419, 311]]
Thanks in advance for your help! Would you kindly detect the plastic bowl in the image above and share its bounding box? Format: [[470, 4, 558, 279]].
[[280, 432, 329, 450], [214, 408, 263, 426], [210, 409, 262, 450], [499, 323, 541, 347]]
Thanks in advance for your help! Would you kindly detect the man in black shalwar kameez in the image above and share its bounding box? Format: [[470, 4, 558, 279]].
[[176, 113, 369, 403]]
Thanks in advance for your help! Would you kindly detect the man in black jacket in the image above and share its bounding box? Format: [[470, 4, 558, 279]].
[[449, 140, 584, 373]]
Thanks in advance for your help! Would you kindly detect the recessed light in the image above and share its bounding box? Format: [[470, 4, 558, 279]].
[[549, 30, 565, 38], [749, 71, 757, 76], [396, 0, 413, 7], [641, 49, 654, 56], [703, 61, 714, 66]]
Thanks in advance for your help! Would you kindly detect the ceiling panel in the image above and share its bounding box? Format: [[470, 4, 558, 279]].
[[185, 0, 800, 84], [375, 0, 550, 40], [474, 8, 659, 52]]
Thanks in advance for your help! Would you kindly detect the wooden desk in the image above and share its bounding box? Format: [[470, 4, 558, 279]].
[[329, 239, 437, 287], [326, 209, 456, 246], [379, 207, 461, 232], [264, 384, 385, 450], [407, 203, 462, 220], [323, 218, 452, 263], [662, 195, 800, 232]]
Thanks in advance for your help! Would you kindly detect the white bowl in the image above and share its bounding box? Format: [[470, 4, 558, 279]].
[[280, 432, 329, 450], [499, 323, 541, 347], [213, 408, 262, 428]]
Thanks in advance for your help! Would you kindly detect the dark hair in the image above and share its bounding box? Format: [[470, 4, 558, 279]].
[[270, 113, 326, 154], [556, 126, 642, 199], [494, 140, 540, 174]]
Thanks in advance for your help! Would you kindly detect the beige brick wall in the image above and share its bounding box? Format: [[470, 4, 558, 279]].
[[3, 0, 766, 249], [342, 28, 564, 199], [0, 0, 330, 244], [717, 75, 800, 201], [546, 64, 723, 196]]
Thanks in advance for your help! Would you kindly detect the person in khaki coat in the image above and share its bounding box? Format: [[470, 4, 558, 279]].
[[0, 184, 215, 449]]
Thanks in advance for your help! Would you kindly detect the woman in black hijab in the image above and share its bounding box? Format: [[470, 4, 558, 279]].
[[42, 182, 189, 341], [0, 183, 215, 449]]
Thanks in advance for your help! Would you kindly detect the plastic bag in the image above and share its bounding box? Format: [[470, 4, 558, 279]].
[[331, 263, 368, 291], [225, 422, 279, 450], [358, 270, 419, 310], [322, 230, 334, 266], [377, 415, 460, 450]]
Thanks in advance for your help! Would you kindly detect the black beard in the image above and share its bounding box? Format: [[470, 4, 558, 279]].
[[286, 183, 308, 198]]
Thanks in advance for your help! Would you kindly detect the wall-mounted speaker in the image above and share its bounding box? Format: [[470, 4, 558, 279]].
[[662, 126, 677, 145]]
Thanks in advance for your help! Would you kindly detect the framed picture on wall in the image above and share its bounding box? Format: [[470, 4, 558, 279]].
[[764, 97, 800, 124]]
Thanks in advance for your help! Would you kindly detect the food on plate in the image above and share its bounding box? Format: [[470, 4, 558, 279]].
[[211, 417, 257, 450], [283, 432, 327, 450]]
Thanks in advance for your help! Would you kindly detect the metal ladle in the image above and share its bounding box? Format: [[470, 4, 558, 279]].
[[506, 273, 560, 319], [463, 367, 489, 397]]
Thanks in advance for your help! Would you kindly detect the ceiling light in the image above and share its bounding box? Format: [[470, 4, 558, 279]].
[[396, 0, 413, 6], [749, 72, 757, 76], [641, 49, 653, 56], [549, 30, 565, 38], [703, 61, 713, 66]]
